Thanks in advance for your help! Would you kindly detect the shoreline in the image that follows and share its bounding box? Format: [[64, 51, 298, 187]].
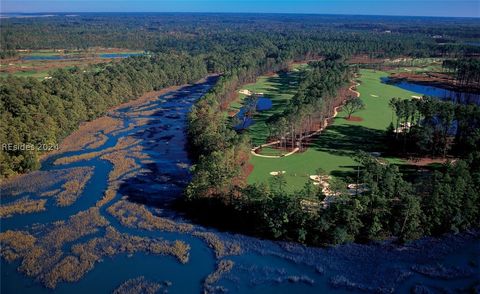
[[388, 72, 480, 94], [0, 75, 218, 185]]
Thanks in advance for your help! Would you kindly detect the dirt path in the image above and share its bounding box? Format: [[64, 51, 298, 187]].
[[250, 80, 360, 158]]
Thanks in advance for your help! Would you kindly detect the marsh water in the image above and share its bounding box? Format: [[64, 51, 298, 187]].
[[22, 53, 144, 61], [1, 77, 479, 293]]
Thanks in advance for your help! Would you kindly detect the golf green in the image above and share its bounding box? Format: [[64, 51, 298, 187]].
[[231, 64, 307, 146], [248, 69, 423, 192]]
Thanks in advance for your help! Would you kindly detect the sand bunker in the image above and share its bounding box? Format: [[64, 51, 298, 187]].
[[238, 89, 252, 95]]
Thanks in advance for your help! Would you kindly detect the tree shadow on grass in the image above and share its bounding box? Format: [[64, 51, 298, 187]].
[[310, 124, 387, 158], [330, 166, 359, 179], [264, 71, 302, 96]]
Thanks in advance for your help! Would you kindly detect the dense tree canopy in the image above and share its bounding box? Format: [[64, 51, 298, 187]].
[[185, 51, 480, 246], [1, 13, 479, 247], [0, 53, 208, 177], [387, 97, 480, 157]]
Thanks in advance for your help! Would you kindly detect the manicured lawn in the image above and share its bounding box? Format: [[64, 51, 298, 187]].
[[248, 69, 422, 192], [231, 64, 307, 146], [0, 62, 102, 80]]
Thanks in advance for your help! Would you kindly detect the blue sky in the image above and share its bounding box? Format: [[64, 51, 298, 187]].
[[2, 0, 479, 17]]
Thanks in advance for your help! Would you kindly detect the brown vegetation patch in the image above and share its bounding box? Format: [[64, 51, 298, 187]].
[[389, 72, 480, 92], [95, 144, 150, 208], [95, 183, 119, 207], [0, 230, 37, 262], [40, 189, 62, 197], [406, 157, 456, 167], [41, 167, 94, 207], [347, 54, 386, 64], [101, 151, 140, 182], [113, 276, 166, 294], [54, 116, 123, 155], [40, 208, 109, 249], [227, 110, 239, 117], [42, 226, 190, 288], [192, 231, 242, 259], [0, 197, 47, 218], [346, 116, 363, 122], [86, 133, 109, 149], [109, 85, 183, 112], [263, 71, 278, 77], [0, 58, 119, 75], [0, 208, 109, 286], [110, 123, 136, 136], [107, 199, 194, 232], [204, 259, 234, 291], [1, 167, 94, 205], [1, 170, 67, 197], [243, 163, 254, 178], [54, 136, 139, 165]]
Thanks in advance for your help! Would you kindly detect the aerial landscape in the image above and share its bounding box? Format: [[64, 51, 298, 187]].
[[0, 1, 479, 293]]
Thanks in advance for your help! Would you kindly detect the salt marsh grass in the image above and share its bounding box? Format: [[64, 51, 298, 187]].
[[0, 197, 47, 218], [107, 200, 194, 233], [193, 231, 242, 259], [113, 276, 164, 294]]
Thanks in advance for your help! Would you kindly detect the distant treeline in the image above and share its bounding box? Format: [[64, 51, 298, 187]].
[[2, 14, 480, 58], [0, 53, 208, 177]]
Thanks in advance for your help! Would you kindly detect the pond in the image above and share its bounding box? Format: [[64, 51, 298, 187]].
[[464, 42, 480, 47], [22, 55, 69, 61], [98, 53, 144, 59], [381, 77, 480, 105], [21, 52, 144, 61], [234, 96, 272, 130], [1, 77, 478, 294]]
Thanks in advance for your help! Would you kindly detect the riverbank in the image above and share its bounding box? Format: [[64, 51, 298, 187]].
[[35, 75, 217, 163]]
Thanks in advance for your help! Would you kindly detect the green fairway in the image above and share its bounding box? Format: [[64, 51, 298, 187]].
[[248, 69, 423, 192], [0, 66, 78, 80], [231, 64, 307, 146], [0, 69, 52, 79]]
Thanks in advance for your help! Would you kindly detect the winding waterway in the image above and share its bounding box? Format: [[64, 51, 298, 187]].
[[1, 76, 478, 293]]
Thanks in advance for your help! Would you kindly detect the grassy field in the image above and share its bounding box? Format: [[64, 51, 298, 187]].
[[230, 64, 307, 146], [0, 49, 144, 79], [0, 69, 52, 79], [247, 69, 423, 192]]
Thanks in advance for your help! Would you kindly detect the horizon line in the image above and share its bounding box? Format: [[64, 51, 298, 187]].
[[1, 11, 479, 19]]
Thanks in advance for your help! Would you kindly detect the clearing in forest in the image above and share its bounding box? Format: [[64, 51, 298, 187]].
[[248, 69, 422, 192], [229, 64, 308, 147]]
